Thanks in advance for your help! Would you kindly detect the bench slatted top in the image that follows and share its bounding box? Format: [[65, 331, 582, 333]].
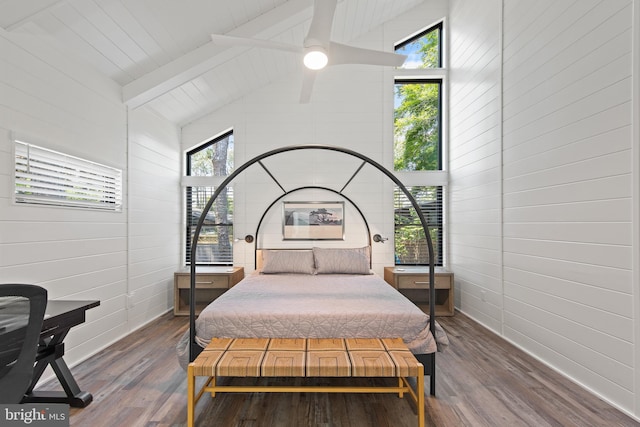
[[192, 338, 421, 378]]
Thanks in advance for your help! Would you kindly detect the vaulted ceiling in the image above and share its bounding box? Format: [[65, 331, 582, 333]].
[[1, 0, 425, 126]]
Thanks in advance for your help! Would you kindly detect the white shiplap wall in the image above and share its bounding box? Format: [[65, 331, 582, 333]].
[[0, 28, 181, 371], [127, 108, 181, 330], [502, 0, 634, 410], [449, 0, 638, 417], [0, 27, 129, 364], [448, 0, 503, 332]]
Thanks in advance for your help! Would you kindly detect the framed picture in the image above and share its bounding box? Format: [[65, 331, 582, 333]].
[[282, 201, 345, 240]]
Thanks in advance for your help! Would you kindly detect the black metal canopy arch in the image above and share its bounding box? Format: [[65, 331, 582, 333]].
[[252, 186, 375, 266], [188, 144, 437, 387]]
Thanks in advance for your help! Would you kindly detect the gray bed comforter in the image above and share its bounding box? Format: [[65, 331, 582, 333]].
[[176, 272, 449, 369]]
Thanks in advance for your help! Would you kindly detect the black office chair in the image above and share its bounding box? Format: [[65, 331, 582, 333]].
[[0, 284, 47, 403]]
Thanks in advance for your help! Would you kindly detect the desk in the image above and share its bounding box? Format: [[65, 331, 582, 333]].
[[21, 300, 100, 408]]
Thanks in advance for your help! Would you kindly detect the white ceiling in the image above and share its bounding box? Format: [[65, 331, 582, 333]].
[[1, 0, 425, 126]]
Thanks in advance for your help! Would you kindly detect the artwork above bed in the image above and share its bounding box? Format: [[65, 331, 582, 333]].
[[282, 201, 344, 240]]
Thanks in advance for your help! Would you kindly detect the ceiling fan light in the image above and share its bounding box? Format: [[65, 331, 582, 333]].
[[303, 49, 328, 70]]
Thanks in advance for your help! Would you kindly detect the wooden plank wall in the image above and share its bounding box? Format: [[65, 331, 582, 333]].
[[0, 28, 182, 371], [448, 0, 504, 332], [449, 0, 637, 417], [127, 108, 181, 331]]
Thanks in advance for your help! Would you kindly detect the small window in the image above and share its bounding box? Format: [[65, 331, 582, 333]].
[[185, 131, 234, 265], [395, 22, 442, 69], [394, 186, 443, 266], [14, 140, 122, 211]]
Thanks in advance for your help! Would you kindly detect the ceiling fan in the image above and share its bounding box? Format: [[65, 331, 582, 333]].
[[210, 0, 407, 103]]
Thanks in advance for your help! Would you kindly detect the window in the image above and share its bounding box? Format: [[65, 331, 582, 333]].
[[395, 22, 442, 69], [394, 79, 442, 171], [394, 186, 443, 266], [394, 23, 443, 172], [14, 140, 122, 211], [393, 22, 445, 266], [185, 131, 234, 265]]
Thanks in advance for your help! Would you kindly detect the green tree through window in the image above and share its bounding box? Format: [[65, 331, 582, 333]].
[[395, 22, 441, 69], [394, 23, 442, 172], [394, 80, 441, 171]]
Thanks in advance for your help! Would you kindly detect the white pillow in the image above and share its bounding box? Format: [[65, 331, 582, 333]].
[[261, 250, 316, 274], [312, 247, 371, 275]]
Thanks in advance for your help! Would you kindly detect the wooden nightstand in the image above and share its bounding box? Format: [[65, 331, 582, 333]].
[[384, 267, 454, 316], [174, 266, 244, 316]]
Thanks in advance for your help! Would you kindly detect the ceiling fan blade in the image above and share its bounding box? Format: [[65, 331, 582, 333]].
[[304, 0, 337, 47], [211, 34, 302, 54], [328, 42, 407, 67], [299, 68, 318, 103]]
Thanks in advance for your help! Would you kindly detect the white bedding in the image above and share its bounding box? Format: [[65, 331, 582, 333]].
[[177, 272, 449, 369]]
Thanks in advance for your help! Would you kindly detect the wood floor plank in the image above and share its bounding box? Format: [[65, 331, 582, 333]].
[[36, 311, 640, 426]]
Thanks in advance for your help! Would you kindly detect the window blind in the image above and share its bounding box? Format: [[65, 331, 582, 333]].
[[14, 140, 123, 211], [394, 186, 443, 266], [185, 186, 233, 265]]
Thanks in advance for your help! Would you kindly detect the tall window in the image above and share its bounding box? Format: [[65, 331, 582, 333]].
[[394, 22, 445, 266], [185, 131, 234, 265]]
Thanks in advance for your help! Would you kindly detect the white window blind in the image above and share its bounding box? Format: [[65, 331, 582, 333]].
[[14, 140, 123, 211]]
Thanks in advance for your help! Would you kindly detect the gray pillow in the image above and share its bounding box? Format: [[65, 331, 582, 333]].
[[261, 250, 316, 274], [312, 247, 371, 274]]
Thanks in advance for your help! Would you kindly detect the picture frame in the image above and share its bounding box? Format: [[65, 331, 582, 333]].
[[282, 201, 345, 240]]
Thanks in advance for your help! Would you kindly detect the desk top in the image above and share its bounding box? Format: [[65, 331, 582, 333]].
[[41, 300, 100, 337], [0, 299, 99, 337], [45, 300, 100, 319]]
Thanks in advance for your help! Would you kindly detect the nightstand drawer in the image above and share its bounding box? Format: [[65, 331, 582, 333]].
[[384, 267, 454, 316], [176, 274, 229, 289], [397, 275, 451, 289]]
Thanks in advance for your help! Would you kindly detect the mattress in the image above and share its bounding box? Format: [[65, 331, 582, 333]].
[[177, 272, 449, 369]]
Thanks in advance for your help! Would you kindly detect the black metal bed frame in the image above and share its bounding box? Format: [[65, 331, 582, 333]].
[[188, 144, 437, 395]]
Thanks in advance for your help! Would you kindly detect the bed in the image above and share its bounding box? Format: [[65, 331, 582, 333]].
[[176, 248, 450, 355], [176, 248, 448, 391], [176, 144, 447, 398]]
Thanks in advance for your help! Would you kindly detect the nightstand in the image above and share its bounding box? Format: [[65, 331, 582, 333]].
[[384, 266, 454, 316], [173, 266, 244, 316]]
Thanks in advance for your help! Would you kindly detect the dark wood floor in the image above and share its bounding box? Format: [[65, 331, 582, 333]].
[[38, 311, 640, 427]]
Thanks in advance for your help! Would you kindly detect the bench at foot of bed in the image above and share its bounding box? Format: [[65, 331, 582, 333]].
[[187, 337, 424, 427]]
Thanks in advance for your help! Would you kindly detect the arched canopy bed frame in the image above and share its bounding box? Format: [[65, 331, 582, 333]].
[[188, 144, 439, 394]]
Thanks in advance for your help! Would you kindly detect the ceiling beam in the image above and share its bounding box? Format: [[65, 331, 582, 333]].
[[0, 0, 66, 31], [122, 0, 313, 109]]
